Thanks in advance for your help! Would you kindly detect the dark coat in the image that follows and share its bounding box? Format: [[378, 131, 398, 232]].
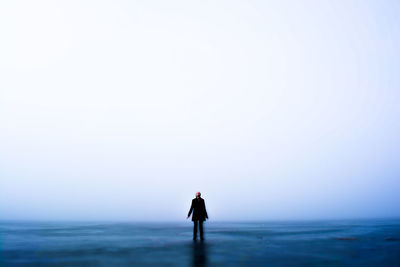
[[187, 197, 208, 221]]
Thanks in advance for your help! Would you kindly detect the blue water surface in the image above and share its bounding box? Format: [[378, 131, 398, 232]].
[[1, 219, 399, 266]]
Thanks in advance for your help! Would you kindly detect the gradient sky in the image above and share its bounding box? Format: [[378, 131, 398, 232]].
[[1, 0, 399, 221]]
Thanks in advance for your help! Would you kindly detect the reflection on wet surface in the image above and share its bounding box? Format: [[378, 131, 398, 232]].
[[192, 240, 207, 266]]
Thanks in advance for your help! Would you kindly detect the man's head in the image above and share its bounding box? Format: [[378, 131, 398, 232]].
[[196, 192, 201, 198]]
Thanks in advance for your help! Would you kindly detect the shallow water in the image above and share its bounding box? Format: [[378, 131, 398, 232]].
[[1, 219, 399, 266]]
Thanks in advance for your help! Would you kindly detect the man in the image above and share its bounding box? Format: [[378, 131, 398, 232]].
[[187, 192, 208, 240]]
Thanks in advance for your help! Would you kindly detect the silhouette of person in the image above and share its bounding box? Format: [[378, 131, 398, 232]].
[[187, 192, 208, 240]]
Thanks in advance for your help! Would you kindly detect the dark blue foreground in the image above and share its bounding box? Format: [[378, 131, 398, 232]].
[[1, 219, 399, 266]]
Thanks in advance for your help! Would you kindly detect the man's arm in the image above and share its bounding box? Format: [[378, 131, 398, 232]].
[[187, 200, 193, 219], [204, 200, 208, 219]]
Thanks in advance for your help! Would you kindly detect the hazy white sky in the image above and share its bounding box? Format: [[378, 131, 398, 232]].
[[1, 0, 399, 221]]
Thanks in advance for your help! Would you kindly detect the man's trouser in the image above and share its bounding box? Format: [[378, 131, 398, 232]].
[[193, 220, 204, 239]]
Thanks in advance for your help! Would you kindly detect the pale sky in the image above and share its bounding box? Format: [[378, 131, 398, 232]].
[[1, 0, 399, 221]]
